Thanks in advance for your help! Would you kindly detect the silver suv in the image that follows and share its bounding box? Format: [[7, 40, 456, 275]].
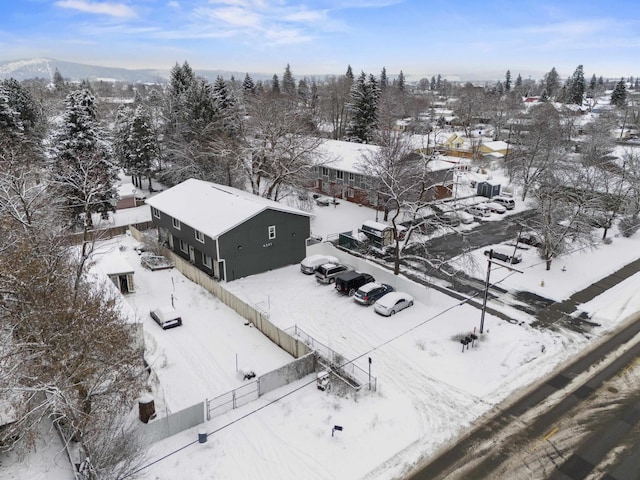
[[315, 263, 353, 284]]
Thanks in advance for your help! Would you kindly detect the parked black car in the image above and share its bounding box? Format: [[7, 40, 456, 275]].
[[335, 271, 375, 296]]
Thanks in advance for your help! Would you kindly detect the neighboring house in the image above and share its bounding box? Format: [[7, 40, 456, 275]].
[[146, 179, 311, 281], [312, 139, 381, 206], [311, 138, 461, 208], [478, 140, 510, 160]]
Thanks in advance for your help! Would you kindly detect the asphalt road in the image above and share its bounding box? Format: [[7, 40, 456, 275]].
[[549, 394, 640, 479], [407, 311, 640, 480]]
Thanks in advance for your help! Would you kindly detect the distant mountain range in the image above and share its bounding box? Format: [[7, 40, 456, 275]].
[[0, 58, 277, 84], [0, 58, 545, 84]]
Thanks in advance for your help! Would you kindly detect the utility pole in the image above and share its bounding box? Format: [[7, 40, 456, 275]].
[[480, 249, 523, 334], [479, 250, 493, 334]]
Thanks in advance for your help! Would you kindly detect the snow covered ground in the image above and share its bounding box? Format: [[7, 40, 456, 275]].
[[133, 200, 640, 480], [5, 180, 640, 480]]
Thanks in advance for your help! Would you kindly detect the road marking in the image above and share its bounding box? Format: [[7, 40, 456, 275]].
[[544, 426, 559, 441], [531, 426, 559, 452], [621, 357, 640, 376]]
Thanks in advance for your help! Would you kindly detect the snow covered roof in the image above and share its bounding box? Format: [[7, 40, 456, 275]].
[[146, 179, 311, 239], [117, 183, 136, 198], [98, 251, 135, 275], [481, 140, 509, 151], [316, 139, 382, 174]]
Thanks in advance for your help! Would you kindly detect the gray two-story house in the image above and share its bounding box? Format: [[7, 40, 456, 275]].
[[146, 179, 311, 281]]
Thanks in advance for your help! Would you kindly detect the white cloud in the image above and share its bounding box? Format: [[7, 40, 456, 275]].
[[205, 6, 262, 27], [54, 0, 137, 18], [283, 9, 328, 23], [167, 1, 180, 8], [519, 19, 615, 37]]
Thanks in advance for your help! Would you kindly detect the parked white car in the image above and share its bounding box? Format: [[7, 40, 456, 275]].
[[300, 254, 339, 274], [491, 196, 516, 210], [373, 292, 414, 316], [466, 204, 491, 218], [456, 210, 475, 224], [150, 306, 183, 329], [484, 202, 507, 214]]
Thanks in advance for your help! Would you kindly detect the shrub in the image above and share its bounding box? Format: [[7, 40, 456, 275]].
[[619, 215, 640, 238]]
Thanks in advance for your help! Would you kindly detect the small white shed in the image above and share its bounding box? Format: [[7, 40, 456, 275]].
[[101, 252, 135, 294]]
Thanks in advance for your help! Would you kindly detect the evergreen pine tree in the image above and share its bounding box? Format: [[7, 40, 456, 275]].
[[544, 67, 560, 99], [515, 74, 522, 90], [127, 105, 156, 189], [346, 65, 354, 83], [611, 78, 627, 107], [169, 61, 195, 98], [598, 76, 604, 86], [310, 79, 319, 110], [297, 78, 309, 103], [51, 89, 117, 227], [242, 73, 256, 95], [505, 70, 512, 92], [271, 74, 281, 94], [0, 84, 23, 137], [568, 65, 585, 105], [436, 74, 442, 90], [495, 80, 504, 96], [396, 70, 406, 93], [346, 72, 380, 144], [380, 67, 388, 91], [213, 75, 238, 134], [53, 68, 66, 92], [430, 76, 436, 91], [589, 74, 597, 92], [282, 64, 296, 95]]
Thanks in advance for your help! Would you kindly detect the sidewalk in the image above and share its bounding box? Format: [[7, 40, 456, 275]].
[[533, 257, 640, 330]]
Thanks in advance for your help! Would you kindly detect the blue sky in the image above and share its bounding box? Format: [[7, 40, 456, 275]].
[[1, 0, 638, 79]]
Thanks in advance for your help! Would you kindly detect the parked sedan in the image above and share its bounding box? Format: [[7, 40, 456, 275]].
[[483, 202, 507, 214], [373, 292, 414, 316], [466, 204, 491, 218], [354, 282, 394, 305]]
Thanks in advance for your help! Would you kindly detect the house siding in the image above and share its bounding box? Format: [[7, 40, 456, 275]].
[[151, 212, 219, 275], [219, 209, 310, 281]]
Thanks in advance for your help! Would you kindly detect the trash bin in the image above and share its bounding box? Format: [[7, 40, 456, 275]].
[[198, 428, 207, 444]]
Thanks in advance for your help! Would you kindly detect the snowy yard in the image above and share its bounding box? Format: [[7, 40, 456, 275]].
[[6, 183, 640, 480], [95, 236, 295, 413]]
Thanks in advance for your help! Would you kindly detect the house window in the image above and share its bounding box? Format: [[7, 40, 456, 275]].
[[268, 225, 276, 239], [336, 170, 344, 180], [321, 167, 329, 177], [348, 172, 355, 182], [203, 253, 213, 269], [172, 218, 181, 230], [348, 188, 354, 198], [194, 229, 205, 243], [151, 207, 160, 219], [179, 239, 188, 253]]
